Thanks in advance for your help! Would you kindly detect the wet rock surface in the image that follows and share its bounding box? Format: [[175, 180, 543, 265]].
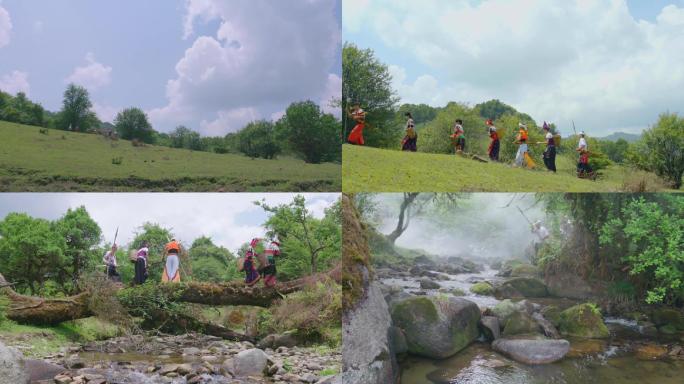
[[27, 333, 339, 384]]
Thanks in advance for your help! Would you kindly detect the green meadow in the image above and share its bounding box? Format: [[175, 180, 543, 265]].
[[342, 144, 670, 193], [0, 122, 341, 192]]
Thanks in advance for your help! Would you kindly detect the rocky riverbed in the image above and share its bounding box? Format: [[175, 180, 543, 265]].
[[1, 333, 340, 384], [372, 258, 684, 384]]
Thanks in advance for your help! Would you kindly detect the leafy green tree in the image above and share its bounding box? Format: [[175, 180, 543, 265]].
[[0, 213, 66, 295], [188, 237, 240, 282], [115, 107, 156, 144], [130, 223, 174, 282], [257, 195, 341, 277], [342, 43, 400, 147], [238, 120, 281, 159], [599, 138, 630, 163], [599, 197, 684, 304], [57, 84, 98, 132], [276, 101, 341, 163], [631, 113, 684, 189], [53, 207, 102, 293], [396, 104, 438, 125]]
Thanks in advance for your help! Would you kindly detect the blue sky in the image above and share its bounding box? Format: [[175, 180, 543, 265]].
[[0, 193, 340, 253], [0, 0, 341, 135], [343, 0, 684, 136]]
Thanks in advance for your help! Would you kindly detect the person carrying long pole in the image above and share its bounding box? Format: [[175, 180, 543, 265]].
[[536, 122, 556, 173]]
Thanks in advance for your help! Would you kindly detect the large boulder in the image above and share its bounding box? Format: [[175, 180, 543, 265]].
[[650, 308, 684, 331], [509, 264, 540, 278], [25, 360, 65, 382], [492, 338, 570, 364], [388, 326, 408, 355], [479, 316, 501, 341], [489, 300, 519, 323], [544, 270, 596, 299], [496, 278, 548, 298], [0, 341, 29, 384], [234, 348, 269, 377], [558, 304, 609, 339], [391, 296, 480, 359], [470, 282, 495, 296], [502, 311, 540, 336], [540, 305, 562, 328], [418, 278, 440, 290], [342, 282, 398, 384], [257, 332, 298, 349]]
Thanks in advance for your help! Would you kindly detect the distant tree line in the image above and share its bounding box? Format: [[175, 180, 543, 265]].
[[0, 84, 341, 164]]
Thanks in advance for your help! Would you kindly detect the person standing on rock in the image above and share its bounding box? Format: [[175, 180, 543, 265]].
[[103, 244, 120, 282], [134, 241, 150, 285], [486, 119, 500, 161], [162, 239, 181, 282]]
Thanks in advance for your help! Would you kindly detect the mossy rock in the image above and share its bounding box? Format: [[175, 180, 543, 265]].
[[558, 303, 609, 339], [502, 311, 540, 336], [490, 300, 519, 323], [650, 308, 684, 331], [509, 264, 540, 277], [658, 324, 677, 334], [497, 277, 548, 298], [540, 306, 562, 328], [469, 282, 495, 296], [390, 296, 480, 359]]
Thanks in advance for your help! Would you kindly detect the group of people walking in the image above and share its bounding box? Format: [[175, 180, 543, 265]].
[[346, 104, 593, 178], [102, 237, 281, 288]]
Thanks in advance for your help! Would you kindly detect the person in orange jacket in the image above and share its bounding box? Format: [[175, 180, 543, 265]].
[[347, 104, 366, 145], [514, 123, 529, 167], [162, 239, 181, 282]]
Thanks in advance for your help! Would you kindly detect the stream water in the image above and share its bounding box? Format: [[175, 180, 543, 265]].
[[380, 268, 684, 384]]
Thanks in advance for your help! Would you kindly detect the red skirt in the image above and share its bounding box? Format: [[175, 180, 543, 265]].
[[348, 123, 365, 145]]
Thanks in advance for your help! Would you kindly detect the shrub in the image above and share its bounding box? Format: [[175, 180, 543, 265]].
[[111, 156, 123, 165], [267, 280, 341, 346]]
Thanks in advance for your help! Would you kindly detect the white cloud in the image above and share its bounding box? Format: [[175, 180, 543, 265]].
[[0, 70, 30, 95], [348, 0, 684, 136], [0, 3, 10, 48], [320, 74, 342, 117], [65, 53, 112, 91], [149, 0, 340, 134], [92, 103, 120, 123], [199, 107, 259, 136]]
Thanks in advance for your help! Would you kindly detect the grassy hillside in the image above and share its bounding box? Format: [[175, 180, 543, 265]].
[[0, 122, 340, 191], [342, 145, 670, 192]]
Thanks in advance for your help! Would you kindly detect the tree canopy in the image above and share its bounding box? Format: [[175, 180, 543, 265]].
[[115, 107, 155, 144]]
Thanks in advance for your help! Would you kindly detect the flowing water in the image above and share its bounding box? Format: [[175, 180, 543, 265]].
[[381, 268, 684, 384]]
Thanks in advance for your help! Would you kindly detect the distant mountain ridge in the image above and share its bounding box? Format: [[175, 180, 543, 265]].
[[599, 132, 642, 142]]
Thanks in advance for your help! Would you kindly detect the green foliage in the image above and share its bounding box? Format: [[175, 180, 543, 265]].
[[599, 138, 630, 163], [0, 213, 66, 295], [599, 197, 684, 304], [396, 103, 438, 125], [0, 91, 46, 127], [342, 43, 400, 148], [238, 120, 281, 159], [0, 294, 9, 324], [276, 101, 341, 163], [169, 125, 206, 151], [475, 99, 534, 122], [419, 102, 488, 155], [57, 84, 99, 132], [116, 283, 186, 325], [628, 113, 684, 189], [189, 237, 241, 283], [607, 280, 637, 305], [130, 223, 173, 282], [257, 195, 341, 278], [115, 107, 156, 144], [54, 207, 102, 293]]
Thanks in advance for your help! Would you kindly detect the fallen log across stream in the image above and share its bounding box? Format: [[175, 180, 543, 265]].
[[0, 265, 340, 342]]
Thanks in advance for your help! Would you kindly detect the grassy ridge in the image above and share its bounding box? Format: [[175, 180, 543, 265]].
[[0, 121, 341, 192], [342, 144, 669, 192]]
